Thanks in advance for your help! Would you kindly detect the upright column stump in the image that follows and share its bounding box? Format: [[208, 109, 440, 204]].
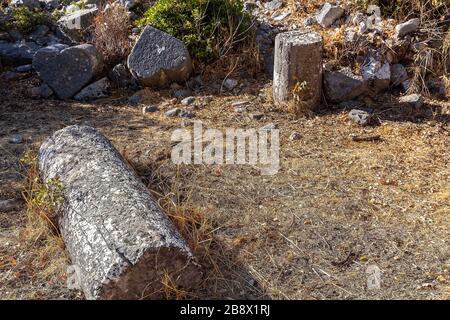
[[273, 30, 323, 110]]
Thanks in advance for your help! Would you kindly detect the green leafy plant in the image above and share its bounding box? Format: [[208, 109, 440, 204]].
[[137, 0, 254, 62], [7, 6, 53, 33]]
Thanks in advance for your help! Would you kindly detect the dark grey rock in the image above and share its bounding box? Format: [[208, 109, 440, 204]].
[[29, 25, 50, 41], [391, 63, 408, 87], [1, 70, 20, 80], [323, 68, 368, 103], [173, 89, 193, 99], [74, 77, 110, 101], [289, 132, 302, 140], [32, 44, 103, 99], [38, 125, 201, 299], [108, 64, 135, 88], [348, 109, 371, 126], [0, 41, 41, 64], [249, 112, 264, 120], [8, 30, 23, 42], [179, 110, 195, 119], [223, 78, 238, 91], [142, 105, 158, 114], [128, 94, 141, 105], [16, 64, 32, 72], [127, 26, 192, 87]]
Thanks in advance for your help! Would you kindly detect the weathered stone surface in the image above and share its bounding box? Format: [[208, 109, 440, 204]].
[[0, 198, 21, 212], [29, 83, 54, 99], [273, 30, 323, 110], [58, 8, 98, 31], [348, 109, 371, 126], [32, 44, 103, 99], [127, 26, 192, 87], [74, 77, 110, 101], [395, 18, 420, 38], [0, 41, 41, 64], [108, 63, 135, 88], [362, 58, 391, 93], [399, 94, 423, 108], [390, 63, 408, 87], [323, 68, 367, 103], [38, 125, 201, 299], [316, 3, 345, 28]]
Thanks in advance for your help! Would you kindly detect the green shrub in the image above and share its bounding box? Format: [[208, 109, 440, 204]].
[[7, 7, 54, 33], [137, 0, 253, 63]]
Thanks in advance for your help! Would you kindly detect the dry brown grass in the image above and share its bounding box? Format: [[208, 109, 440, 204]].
[[91, 3, 132, 67]]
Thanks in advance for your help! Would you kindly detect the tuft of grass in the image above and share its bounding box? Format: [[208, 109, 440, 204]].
[[91, 3, 133, 67], [5, 7, 53, 33], [137, 0, 254, 63], [19, 152, 68, 284]]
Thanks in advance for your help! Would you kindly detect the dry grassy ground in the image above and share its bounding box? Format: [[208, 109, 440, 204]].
[[0, 74, 449, 299]]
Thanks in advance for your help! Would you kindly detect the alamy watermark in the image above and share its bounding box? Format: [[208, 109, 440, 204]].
[[171, 121, 280, 175]]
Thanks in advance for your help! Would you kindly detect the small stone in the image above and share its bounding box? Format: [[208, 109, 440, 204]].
[[399, 94, 423, 109], [272, 11, 291, 21], [289, 132, 302, 140], [265, 0, 283, 11], [234, 106, 247, 113], [390, 64, 408, 87], [142, 105, 158, 114], [108, 64, 134, 88], [16, 64, 32, 72], [131, 27, 140, 35], [181, 96, 195, 106], [260, 123, 277, 131], [165, 108, 180, 117], [29, 83, 53, 99], [316, 3, 345, 28], [304, 16, 316, 26], [1, 71, 20, 80], [174, 89, 193, 99], [128, 95, 141, 105], [249, 113, 264, 120], [223, 78, 238, 91], [395, 18, 420, 38], [179, 110, 195, 119], [9, 134, 23, 144], [231, 100, 249, 108], [348, 109, 371, 126], [0, 199, 21, 212]]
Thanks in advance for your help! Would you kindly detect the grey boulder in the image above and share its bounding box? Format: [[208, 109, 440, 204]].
[[323, 68, 367, 103], [0, 41, 41, 64], [127, 26, 192, 87], [32, 44, 103, 99]]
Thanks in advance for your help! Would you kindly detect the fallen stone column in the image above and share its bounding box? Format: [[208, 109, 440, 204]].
[[38, 125, 201, 299], [273, 30, 323, 110]]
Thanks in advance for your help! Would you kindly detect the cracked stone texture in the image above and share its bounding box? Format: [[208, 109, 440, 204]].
[[38, 125, 201, 299], [273, 30, 323, 110], [127, 26, 192, 87], [32, 44, 103, 99]]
